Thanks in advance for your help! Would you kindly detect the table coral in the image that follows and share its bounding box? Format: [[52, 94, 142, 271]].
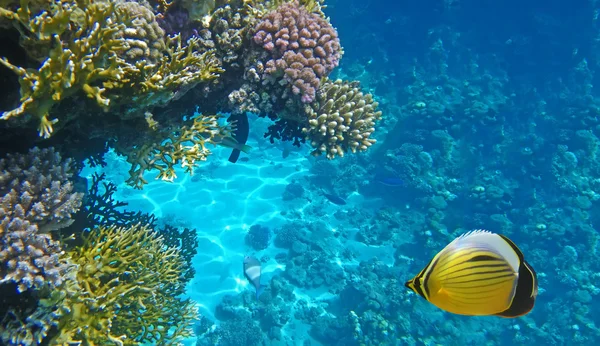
[[304, 79, 382, 159], [253, 0, 342, 103]]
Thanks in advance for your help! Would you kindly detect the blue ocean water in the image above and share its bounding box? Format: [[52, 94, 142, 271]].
[[2, 0, 599, 344]]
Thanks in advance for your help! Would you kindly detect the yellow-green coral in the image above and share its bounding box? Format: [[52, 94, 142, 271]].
[[47, 223, 198, 345], [118, 114, 231, 189], [303, 79, 382, 159], [0, 0, 126, 137], [114, 36, 223, 117], [0, 0, 223, 137], [245, 0, 326, 17]]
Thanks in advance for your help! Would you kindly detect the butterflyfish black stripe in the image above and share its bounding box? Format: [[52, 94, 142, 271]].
[[433, 256, 508, 277], [435, 250, 506, 268], [436, 256, 507, 269], [421, 250, 450, 298], [437, 263, 511, 276], [468, 254, 503, 262], [432, 249, 486, 268], [441, 268, 514, 280], [442, 272, 515, 285], [441, 268, 513, 280], [443, 280, 515, 289], [445, 294, 504, 305], [445, 287, 510, 298], [409, 258, 434, 299], [434, 248, 492, 268]]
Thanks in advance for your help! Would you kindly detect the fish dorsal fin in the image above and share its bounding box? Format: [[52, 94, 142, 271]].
[[445, 229, 520, 272]]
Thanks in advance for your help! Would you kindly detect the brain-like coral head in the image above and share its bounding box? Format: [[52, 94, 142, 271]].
[[114, 1, 167, 64], [253, 1, 343, 103]]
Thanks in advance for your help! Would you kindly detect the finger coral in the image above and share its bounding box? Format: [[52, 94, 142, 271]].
[[303, 79, 382, 159], [47, 223, 198, 345], [0, 147, 82, 292], [253, 0, 342, 103]]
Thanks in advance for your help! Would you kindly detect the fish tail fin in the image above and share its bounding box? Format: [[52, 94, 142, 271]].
[[228, 149, 241, 163], [240, 144, 252, 153], [256, 285, 265, 299]]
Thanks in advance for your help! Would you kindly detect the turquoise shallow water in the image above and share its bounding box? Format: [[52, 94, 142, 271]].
[[82, 116, 400, 345]]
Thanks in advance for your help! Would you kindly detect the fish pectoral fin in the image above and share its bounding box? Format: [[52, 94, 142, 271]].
[[436, 287, 450, 298]]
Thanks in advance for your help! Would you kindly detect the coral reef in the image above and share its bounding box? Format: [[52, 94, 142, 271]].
[[116, 114, 232, 189], [158, 224, 199, 287], [75, 173, 158, 230], [253, 0, 342, 103], [0, 147, 81, 292], [0, 0, 398, 344], [304, 79, 382, 159], [245, 224, 272, 250], [0, 0, 223, 137], [115, 1, 167, 65], [48, 223, 198, 345]]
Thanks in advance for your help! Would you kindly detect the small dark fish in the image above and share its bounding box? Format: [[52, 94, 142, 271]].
[[376, 177, 405, 186], [239, 157, 250, 162], [243, 256, 265, 299], [322, 192, 346, 205], [228, 113, 250, 163]]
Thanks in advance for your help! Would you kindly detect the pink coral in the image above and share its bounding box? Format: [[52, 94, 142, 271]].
[[253, 1, 342, 103]]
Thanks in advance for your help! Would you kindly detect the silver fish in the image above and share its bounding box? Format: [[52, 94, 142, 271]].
[[243, 256, 264, 299]]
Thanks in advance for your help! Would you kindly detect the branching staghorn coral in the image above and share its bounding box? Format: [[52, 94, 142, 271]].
[[0, 284, 74, 345], [304, 79, 382, 159], [0, 0, 223, 137], [74, 172, 158, 230], [0, 147, 82, 292], [43, 223, 198, 345], [116, 114, 232, 189], [116, 36, 223, 114], [0, 0, 127, 137]]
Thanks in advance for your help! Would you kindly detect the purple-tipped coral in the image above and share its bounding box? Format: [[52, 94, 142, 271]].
[[253, 1, 342, 103], [0, 147, 82, 292]]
